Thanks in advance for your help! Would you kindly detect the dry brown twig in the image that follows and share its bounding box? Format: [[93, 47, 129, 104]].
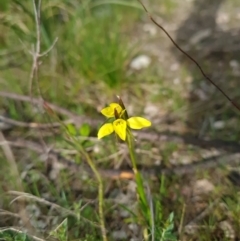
[[138, 0, 240, 112], [29, 0, 58, 98], [0, 227, 46, 241], [1, 90, 240, 153], [2, 137, 240, 180], [22, 0, 59, 174], [0, 115, 62, 129], [0, 91, 99, 126], [8, 191, 97, 227], [0, 132, 34, 232]]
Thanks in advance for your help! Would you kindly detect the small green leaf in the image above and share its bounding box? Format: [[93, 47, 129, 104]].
[[79, 123, 90, 136], [166, 223, 174, 232], [162, 233, 177, 241], [67, 123, 77, 136], [168, 212, 174, 223]]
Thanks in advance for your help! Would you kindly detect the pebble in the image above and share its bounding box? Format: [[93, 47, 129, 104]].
[[130, 55, 151, 70], [112, 230, 128, 240], [143, 24, 157, 36], [213, 120, 225, 129], [193, 179, 215, 195]]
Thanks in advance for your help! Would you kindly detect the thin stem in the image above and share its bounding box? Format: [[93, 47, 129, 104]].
[[127, 135, 138, 172], [46, 112, 108, 241], [79, 146, 108, 241], [126, 134, 150, 224], [30, 0, 42, 97]]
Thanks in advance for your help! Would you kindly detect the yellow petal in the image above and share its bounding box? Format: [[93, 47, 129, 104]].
[[113, 119, 127, 141], [101, 103, 122, 118], [127, 117, 151, 129], [98, 123, 114, 139]]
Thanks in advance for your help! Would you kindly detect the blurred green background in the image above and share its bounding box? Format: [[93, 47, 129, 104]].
[[0, 0, 180, 117]]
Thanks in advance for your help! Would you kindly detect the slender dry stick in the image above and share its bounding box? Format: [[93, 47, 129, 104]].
[[0, 115, 63, 128], [29, 0, 52, 160], [29, 0, 59, 154], [39, 37, 58, 57], [0, 91, 78, 118], [8, 191, 97, 226], [0, 228, 46, 241], [30, 0, 58, 97], [0, 132, 34, 232], [29, 0, 42, 97], [2, 91, 240, 151], [178, 203, 186, 237], [138, 0, 240, 112]]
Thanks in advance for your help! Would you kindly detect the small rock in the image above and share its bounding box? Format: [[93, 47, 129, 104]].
[[184, 224, 199, 235], [216, 12, 229, 25], [33, 220, 47, 229], [173, 78, 180, 85], [144, 103, 159, 119], [170, 63, 180, 71], [127, 181, 137, 193], [128, 223, 139, 235], [130, 55, 151, 70], [189, 29, 211, 45], [229, 60, 239, 69], [193, 179, 215, 195], [229, 60, 240, 76], [119, 209, 130, 218], [143, 24, 157, 36], [219, 220, 235, 240], [26, 204, 41, 217], [195, 89, 208, 101], [213, 120, 225, 130], [115, 193, 131, 205], [93, 144, 100, 153], [112, 230, 128, 240]]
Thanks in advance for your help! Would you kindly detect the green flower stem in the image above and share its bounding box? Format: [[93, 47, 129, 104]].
[[126, 134, 149, 223]]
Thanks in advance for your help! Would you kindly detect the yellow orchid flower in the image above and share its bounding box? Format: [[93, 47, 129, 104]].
[[98, 102, 151, 141], [101, 103, 123, 118]]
